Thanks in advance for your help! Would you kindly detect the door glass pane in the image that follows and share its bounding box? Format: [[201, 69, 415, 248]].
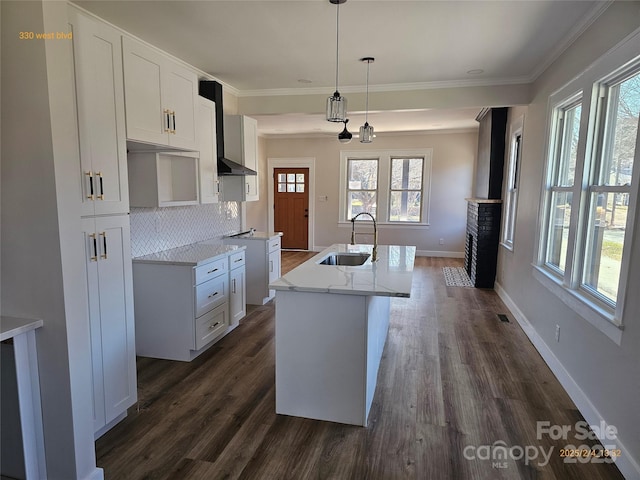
[[599, 73, 639, 186], [347, 191, 377, 219], [278, 173, 287, 182], [556, 104, 581, 187], [545, 191, 572, 272], [287, 183, 296, 192], [582, 192, 627, 303], [296, 184, 305, 193], [287, 174, 296, 182], [296, 173, 305, 183], [278, 183, 286, 192]]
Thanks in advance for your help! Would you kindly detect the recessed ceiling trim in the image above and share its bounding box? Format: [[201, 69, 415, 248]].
[[261, 127, 479, 140]]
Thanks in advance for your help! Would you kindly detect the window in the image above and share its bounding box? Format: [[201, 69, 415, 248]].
[[581, 71, 639, 305], [389, 157, 424, 222], [346, 158, 378, 220], [536, 43, 640, 339], [543, 97, 582, 273], [339, 149, 432, 225], [501, 115, 524, 249]]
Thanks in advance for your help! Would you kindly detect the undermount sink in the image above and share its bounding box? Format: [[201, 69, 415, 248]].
[[317, 252, 370, 266]]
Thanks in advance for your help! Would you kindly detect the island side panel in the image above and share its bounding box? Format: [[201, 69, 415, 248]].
[[275, 291, 368, 426], [365, 295, 391, 421]]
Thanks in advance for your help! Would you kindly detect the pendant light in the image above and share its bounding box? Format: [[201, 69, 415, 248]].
[[326, 0, 347, 122], [359, 57, 374, 143], [338, 119, 352, 143]]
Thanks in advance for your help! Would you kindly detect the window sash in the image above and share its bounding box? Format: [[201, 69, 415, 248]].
[[389, 157, 424, 223]]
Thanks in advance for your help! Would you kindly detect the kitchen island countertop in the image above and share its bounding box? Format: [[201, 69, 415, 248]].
[[269, 243, 416, 297]]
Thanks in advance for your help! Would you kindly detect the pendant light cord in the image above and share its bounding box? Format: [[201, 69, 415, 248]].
[[335, 3, 340, 93], [365, 59, 370, 123]]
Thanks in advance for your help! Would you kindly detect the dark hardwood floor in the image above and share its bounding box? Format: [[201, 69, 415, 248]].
[[96, 252, 624, 480]]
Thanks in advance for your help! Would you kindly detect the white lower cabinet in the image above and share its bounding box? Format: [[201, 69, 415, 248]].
[[229, 250, 246, 327], [82, 215, 137, 437], [223, 234, 281, 305], [133, 249, 244, 362]]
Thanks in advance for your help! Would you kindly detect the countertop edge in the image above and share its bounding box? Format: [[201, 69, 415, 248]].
[[1, 316, 44, 341]]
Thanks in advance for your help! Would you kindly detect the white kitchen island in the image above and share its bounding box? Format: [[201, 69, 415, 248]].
[[270, 244, 415, 426]]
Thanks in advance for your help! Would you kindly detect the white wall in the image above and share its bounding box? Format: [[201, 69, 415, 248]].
[[1, 1, 99, 478], [247, 131, 477, 254], [496, 2, 640, 477]]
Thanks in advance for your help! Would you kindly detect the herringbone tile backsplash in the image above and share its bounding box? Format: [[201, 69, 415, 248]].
[[130, 202, 241, 257]]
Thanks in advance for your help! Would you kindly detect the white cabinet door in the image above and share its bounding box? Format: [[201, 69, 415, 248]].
[[268, 249, 281, 300], [221, 115, 259, 202], [122, 36, 167, 146], [166, 63, 198, 150], [229, 266, 246, 327], [82, 215, 137, 434], [122, 37, 198, 150], [70, 11, 129, 217], [197, 97, 219, 204], [243, 116, 259, 201]]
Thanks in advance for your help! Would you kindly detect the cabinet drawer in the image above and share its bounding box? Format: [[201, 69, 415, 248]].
[[269, 237, 281, 252], [195, 258, 227, 285], [195, 304, 228, 350], [229, 250, 246, 269], [195, 275, 227, 317]]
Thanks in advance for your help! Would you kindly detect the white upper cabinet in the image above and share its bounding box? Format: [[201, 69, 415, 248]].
[[70, 10, 129, 217], [122, 36, 198, 150], [222, 115, 259, 202], [197, 97, 219, 204]]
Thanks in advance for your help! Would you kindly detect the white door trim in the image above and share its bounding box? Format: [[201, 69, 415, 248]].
[[268, 157, 316, 251]]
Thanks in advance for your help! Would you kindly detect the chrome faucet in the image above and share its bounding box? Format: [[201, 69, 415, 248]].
[[350, 212, 378, 262]]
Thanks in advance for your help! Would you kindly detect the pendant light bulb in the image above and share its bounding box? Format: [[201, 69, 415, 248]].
[[360, 57, 374, 143], [338, 119, 352, 143], [326, 0, 347, 122]]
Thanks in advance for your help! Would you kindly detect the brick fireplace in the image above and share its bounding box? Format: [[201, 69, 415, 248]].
[[464, 199, 502, 288], [464, 107, 508, 289]]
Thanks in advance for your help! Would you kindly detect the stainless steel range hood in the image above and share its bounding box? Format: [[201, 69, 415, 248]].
[[198, 80, 257, 176]]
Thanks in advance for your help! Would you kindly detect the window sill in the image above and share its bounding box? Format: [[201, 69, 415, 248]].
[[500, 241, 514, 252], [532, 265, 623, 345]]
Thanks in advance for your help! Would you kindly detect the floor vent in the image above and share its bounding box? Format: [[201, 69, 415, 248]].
[[497, 314, 510, 323]]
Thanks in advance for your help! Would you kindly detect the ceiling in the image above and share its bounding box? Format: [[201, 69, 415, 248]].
[[75, 0, 608, 136]]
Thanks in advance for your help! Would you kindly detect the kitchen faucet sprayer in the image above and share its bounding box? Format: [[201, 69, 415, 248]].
[[350, 212, 378, 262]]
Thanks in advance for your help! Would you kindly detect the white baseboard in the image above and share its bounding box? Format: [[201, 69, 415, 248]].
[[84, 467, 104, 480], [416, 250, 464, 258], [495, 282, 640, 480]]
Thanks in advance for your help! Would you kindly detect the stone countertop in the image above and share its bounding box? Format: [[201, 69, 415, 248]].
[[133, 243, 245, 267], [270, 244, 416, 297], [225, 231, 282, 240], [1, 316, 44, 341]]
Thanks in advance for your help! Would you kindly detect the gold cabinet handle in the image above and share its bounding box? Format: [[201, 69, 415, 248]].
[[163, 109, 171, 133], [99, 231, 107, 259], [85, 171, 94, 200], [96, 171, 104, 200], [89, 233, 98, 261]]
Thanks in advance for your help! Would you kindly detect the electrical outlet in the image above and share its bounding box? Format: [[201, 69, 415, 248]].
[[555, 324, 561, 342], [439, 238, 445, 245]]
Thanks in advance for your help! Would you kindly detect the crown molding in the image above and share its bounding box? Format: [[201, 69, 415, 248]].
[[528, 0, 613, 82]]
